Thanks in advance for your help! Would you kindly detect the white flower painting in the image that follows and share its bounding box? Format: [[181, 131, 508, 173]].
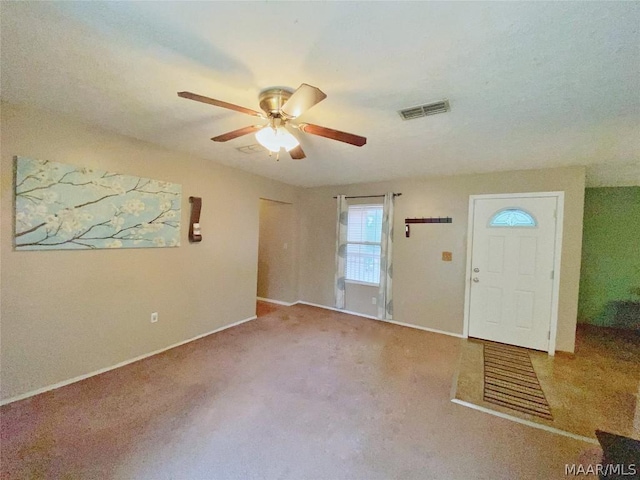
[[15, 157, 181, 250]]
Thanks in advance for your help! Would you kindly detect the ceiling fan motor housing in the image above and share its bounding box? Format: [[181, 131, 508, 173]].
[[258, 88, 293, 117]]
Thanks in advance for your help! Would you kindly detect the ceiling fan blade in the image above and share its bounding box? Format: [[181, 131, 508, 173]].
[[211, 125, 262, 142], [298, 123, 367, 147], [288, 145, 306, 160], [281, 84, 327, 119], [178, 91, 264, 118]]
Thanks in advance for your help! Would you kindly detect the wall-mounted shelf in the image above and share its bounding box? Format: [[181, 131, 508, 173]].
[[404, 217, 452, 237]]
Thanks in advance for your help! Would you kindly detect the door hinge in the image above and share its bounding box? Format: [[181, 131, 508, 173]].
[[550, 270, 554, 279], [554, 210, 557, 219], [548, 331, 551, 340]]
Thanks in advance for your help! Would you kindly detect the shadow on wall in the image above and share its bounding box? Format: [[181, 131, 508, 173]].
[[596, 300, 640, 330]]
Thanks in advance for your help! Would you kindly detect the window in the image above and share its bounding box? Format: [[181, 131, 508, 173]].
[[489, 208, 537, 227], [346, 204, 383, 285]]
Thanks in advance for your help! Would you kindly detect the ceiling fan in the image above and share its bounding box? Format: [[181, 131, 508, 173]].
[[177, 84, 366, 160]]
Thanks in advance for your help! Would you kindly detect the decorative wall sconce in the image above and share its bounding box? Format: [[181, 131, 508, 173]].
[[189, 196, 202, 243]]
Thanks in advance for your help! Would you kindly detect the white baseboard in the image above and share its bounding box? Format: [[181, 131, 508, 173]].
[[2, 300, 463, 406], [256, 297, 297, 307], [450, 398, 598, 445], [0, 314, 257, 406], [379, 318, 465, 338], [294, 301, 463, 338], [294, 301, 379, 320]]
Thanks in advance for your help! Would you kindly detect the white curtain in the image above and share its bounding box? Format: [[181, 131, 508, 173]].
[[334, 195, 348, 309], [378, 193, 394, 320]]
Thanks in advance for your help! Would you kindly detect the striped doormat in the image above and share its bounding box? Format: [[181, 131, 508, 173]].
[[483, 342, 553, 420]]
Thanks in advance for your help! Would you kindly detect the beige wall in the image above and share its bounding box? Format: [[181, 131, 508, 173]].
[[0, 102, 587, 402], [298, 166, 586, 352], [257, 199, 298, 304], [0, 103, 301, 400]]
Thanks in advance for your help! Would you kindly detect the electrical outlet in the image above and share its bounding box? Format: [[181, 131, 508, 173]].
[[372, 297, 377, 305], [442, 251, 453, 262], [151, 312, 158, 323]]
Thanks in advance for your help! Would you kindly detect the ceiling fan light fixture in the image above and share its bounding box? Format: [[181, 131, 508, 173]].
[[178, 83, 366, 155], [255, 126, 299, 153]]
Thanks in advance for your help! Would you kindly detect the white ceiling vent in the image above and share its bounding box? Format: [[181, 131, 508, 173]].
[[236, 144, 263, 154], [398, 100, 450, 120]]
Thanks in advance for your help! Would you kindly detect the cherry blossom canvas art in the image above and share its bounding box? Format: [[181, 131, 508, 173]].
[[14, 157, 181, 250]]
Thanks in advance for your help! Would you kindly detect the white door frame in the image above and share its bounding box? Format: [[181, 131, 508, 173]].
[[462, 191, 565, 355]]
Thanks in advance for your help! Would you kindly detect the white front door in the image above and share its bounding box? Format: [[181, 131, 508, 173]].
[[467, 195, 559, 351]]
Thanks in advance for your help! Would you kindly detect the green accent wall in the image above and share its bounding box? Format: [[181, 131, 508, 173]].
[[578, 187, 640, 328]]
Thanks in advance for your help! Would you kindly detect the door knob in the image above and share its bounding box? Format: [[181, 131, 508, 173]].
[[473, 277, 480, 283], [473, 268, 480, 273]]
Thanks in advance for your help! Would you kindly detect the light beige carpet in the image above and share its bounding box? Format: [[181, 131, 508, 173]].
[[2, 303, 597, 479]]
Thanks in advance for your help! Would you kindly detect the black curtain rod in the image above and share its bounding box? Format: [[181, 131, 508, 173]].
[[332, 193, 402, 199]]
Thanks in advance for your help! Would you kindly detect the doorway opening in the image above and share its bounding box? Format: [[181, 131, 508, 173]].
[[257, 198, 297, 311]]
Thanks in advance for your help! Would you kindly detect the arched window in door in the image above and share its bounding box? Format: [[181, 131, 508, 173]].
[[489, 208, 537, 227]]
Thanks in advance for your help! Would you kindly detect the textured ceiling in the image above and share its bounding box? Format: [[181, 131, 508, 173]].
[[1, 1, 638, 187]]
